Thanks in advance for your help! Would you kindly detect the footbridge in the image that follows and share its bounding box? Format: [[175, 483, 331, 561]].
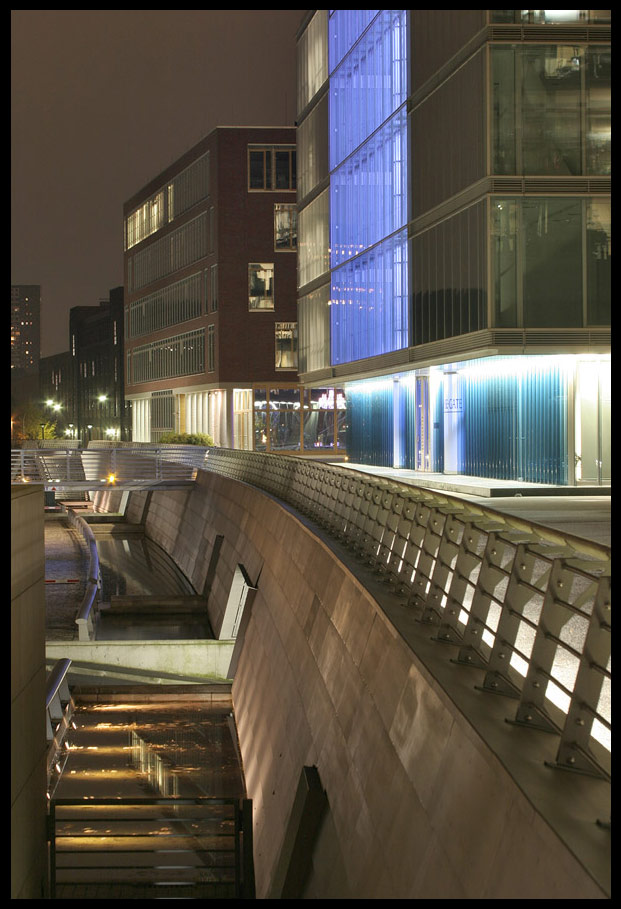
[[24, 444, 611, 898]]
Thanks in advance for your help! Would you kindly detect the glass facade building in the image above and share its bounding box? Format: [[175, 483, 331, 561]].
[[296, 9, 611, 486]]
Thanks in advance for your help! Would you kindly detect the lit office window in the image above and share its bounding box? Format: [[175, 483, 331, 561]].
[[275, 322, 298, 370], [125, 191, 165, 250], [274, 204, 297, 250], [130, 214, 208, 291], [297, 9, 328, 113], [491, 45, 610, 176], [492, 10, 611, 24], [249, 263, 274, 310]]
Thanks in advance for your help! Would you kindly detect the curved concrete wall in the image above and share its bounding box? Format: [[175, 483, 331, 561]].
[[105, 473, 608, 899]]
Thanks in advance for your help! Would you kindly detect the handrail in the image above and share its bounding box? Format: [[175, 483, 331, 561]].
[[198, 447, 611, 782], [45, 658, 72, 715], [46, 659, 74, 792], [49, 797, 255, 898], [64, 506, 101, 641], [10, 446, 204, 490]]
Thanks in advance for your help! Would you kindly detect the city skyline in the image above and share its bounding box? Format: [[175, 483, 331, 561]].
[[11, 9, 307, 358]]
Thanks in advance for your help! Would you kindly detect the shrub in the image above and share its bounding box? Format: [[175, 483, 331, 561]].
[[158, 432, 215, 447]]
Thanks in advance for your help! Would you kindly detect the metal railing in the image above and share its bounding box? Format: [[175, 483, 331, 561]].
[[49, 797, 255, 899], [64, 506, 101, 641], [46, 659, 74, 791], [26, 444, 611, 781], [200, 448, 611, 782], [10, 445, 205, 490]]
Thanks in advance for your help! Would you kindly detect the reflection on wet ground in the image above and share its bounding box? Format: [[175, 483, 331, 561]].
[[52, 691, 245, 802], [94, 534, 212, 641], [97, 536, 195, 600]]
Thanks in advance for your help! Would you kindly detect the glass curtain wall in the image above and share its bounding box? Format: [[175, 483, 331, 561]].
[[491, 44, 611, 177], [329, 9, 409, 365], [252, 386, 345, 453], [492, 197, 611, 328]]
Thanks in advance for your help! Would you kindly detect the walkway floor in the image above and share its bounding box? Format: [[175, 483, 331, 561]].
[[333, 463, 611, 547], [45, 513, 89, 642]]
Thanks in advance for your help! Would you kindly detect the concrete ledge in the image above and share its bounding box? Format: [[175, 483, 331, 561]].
[[45, 639, 235, 683]]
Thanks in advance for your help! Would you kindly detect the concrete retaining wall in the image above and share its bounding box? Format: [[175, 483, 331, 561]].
[[95, 473, 609, 899], [45, 639, 234, 683], [11, 486, 49, 899]]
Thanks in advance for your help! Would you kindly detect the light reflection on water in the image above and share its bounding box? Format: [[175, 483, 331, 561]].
[[97, 536, 195, 600], [55, 699, 246, 801]]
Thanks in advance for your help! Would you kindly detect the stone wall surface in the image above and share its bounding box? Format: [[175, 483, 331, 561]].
[[11, 485, 48, 899], [105, 473, 608, 900]]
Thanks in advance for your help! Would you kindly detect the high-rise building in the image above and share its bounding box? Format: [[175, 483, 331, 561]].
[[11, 284, 41, 372], [296, 10, 611, 486], [123, 126, 345, 452]]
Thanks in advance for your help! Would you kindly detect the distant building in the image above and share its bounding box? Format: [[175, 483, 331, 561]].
[[296, 10, 611, 486], [123, 125, 345, 452], [69, 287, 128, 444], [11, 284, 40, 372], [39, 350, 75, 438]]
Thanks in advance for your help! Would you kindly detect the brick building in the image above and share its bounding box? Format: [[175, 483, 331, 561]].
[[124, 125, 344, 452]]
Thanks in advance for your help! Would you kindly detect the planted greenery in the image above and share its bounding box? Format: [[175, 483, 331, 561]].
[[158, 431, 215, 447]]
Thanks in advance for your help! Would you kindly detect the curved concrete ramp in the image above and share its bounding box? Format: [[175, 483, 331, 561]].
[[94, 473, 610, 900]]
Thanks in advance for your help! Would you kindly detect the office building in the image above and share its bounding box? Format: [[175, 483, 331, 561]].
[[39, 351, 75, 439], [11, 284, 41, 372], [296, 10, 610, 486], [123, 126, 345, 452], [69, 287, 128, 443]]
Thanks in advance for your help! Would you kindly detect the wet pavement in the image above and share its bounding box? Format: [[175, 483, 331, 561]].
[[44, 511, 208, 644], [50, 687, 247, 900]]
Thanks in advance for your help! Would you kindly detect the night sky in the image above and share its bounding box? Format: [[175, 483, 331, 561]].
[[11, 9, 307, 358]]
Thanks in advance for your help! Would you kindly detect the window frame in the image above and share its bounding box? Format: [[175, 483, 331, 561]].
[[248, 145, 296, 192]]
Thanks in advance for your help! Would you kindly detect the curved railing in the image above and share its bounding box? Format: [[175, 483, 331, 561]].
[[63, 506, 101, 641], [199, 448, 611, 784], [10, 445, 203, 490], [28, 444, 610, 783]]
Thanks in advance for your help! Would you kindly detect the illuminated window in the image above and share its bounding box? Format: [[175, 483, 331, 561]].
[[274, 204, 297, 250], [249, 263, 274, 310], [275, 322, 298, 370]]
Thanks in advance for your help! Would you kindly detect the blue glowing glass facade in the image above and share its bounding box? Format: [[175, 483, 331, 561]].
[[329, 10, 409, 365], [298, 11, 610, 486], [346, 358, 572, 484]]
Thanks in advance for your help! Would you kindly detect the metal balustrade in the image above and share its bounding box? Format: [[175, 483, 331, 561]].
[[11, 445, 205, 491], [199, 448, 611, 783], [18, 444, 610, 782]]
